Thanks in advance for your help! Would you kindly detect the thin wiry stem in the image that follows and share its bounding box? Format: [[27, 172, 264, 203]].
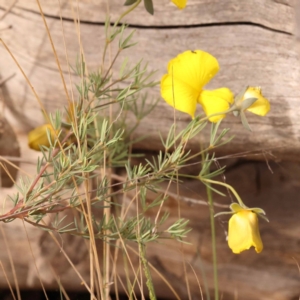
[[114, 0, 142, 27], [206, 183, 219, 300]]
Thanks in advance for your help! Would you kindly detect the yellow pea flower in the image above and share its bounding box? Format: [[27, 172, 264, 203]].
[[228, 209, 263, 254], [242, 87, 270, 116], [160, 50, 233, 121], [171, 0, 187, 9], [28, 124, 57, 151]]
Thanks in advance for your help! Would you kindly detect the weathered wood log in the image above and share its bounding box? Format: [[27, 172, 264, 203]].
[[1, 1, 300, 300], [0, 0, 299, 160], [0, 116, 20, 187], [1, 139, 300, 300], [1, 0, 295, 31]]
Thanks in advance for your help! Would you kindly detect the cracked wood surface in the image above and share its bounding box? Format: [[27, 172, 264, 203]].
[[1, 0, 295, 32], [0, 1, 300, 299], [0, 1, 299, 160], [1, 140, 300, 300]]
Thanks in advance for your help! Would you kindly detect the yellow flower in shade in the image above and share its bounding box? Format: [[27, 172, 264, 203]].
[[242, 87, 270, 116], [160, 50, 233, 121], [28, 124, 57, 151], [171, 0, 187, 9], [228, 209, 263, 254]]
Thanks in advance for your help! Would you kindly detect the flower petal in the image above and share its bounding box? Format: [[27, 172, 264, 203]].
[[167, 50, 219, 93], [161, 73, 198, 118], [230, 203, 245, 213], [198, 88, 234, 122], [28, 124, 56, 151], [244, 87, 270, 116], [171, 0, 187, 9], [228, 210, 263, 254], [161, 50, 220, 118]]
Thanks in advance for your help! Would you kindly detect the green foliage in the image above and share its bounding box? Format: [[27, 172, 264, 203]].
[[1, 10, 238, 300], [143, 0, 154, 15]]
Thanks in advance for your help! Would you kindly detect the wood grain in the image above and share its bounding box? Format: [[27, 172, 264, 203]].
[[1, 0, 295, 32], [0, 116, 20, 187], [1, 140, 300, 300], [0, 2, 300, 297], [0, 1, 299, 159]]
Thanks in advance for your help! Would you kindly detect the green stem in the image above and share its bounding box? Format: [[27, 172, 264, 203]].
[[139, 242, 156, 300], [201, 178, 244, 206], [198, 107, 235, 123], [114, 0, 142, 27], [206, 181, 219, 300]]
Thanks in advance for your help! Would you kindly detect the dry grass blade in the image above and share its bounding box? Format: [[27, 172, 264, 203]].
[[0, 223, 21, 300], [0, 261, 17, 300], [0, 0, 17, 21], [22, 220, 49, 300]]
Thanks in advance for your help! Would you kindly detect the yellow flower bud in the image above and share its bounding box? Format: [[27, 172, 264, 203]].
[[228, 210, 263, 254], [28, 124, 57, 151]]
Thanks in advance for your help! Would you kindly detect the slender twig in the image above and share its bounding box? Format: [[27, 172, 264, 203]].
[[45, 227, 97, 298], [206, 182, 219, 300], [35, 0, 71, 104], [22, 221, 49, 300], [0, 0, 17, 21], [102, 49, 122, 85], [0, 261, 17, 300], [114, 0, 142, 27], [201, 178, 244, 206], [0, 131, 74, 219], [0, 223, 21, 300], [0, 38, 49, 123]]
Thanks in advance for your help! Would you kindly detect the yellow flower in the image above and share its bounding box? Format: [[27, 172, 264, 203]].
[[199, 88, 234, 122], [28, 124, 57, 151], [242, 87, 270, 116], [160, 50, 233, 121], [171, 0, 187, 9], [228, 210, 263, 254]]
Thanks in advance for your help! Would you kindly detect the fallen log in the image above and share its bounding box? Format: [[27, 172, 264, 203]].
[[0, 0, 299, 159], [0, 1, 300, 299]]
